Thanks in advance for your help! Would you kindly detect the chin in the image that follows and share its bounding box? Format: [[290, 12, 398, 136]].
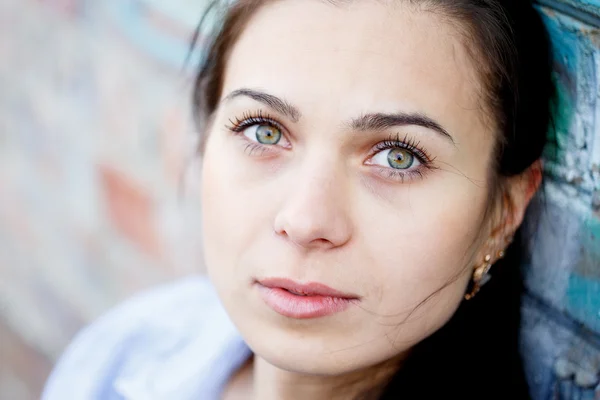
[[237, 315, 408, 375], [250, 336, 360, 375]]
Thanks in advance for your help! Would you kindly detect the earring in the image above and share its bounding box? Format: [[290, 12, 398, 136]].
[[464, 255, 492, 300], [464, 248, 507, 301]]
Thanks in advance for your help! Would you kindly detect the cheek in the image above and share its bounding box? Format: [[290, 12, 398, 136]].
[[358, 178, 488, 335], [200, 133, 279, 289], [201, 135, 250, 283]]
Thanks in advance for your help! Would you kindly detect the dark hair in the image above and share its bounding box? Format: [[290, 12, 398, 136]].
[[190, 1, 555, 398]]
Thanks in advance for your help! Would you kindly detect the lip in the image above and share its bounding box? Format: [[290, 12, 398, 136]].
[[255, 278, 360, 319]]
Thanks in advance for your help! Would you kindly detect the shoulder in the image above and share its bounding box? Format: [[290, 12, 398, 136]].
[[42, 275, 233, 400]]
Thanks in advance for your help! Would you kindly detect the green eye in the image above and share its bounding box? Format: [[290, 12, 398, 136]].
[[255, 125, 282, 145], [387, 148, 414, 169]]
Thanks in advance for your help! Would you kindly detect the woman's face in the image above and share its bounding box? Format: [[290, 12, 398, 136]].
[[202, 0, 497, 374]]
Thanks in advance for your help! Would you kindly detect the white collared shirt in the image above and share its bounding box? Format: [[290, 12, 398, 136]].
[[42, 276, 252, 400]]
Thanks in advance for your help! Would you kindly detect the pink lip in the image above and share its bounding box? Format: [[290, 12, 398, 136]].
[[256, 278, 360, 319]]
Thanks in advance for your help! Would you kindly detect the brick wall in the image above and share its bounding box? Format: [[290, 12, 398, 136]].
[[0, 1, 209, 398], [521, 1, 600, 397], [0, 0, 599, 399]]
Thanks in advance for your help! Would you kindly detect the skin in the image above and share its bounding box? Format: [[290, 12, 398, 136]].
[[200, 1, 541, 399]]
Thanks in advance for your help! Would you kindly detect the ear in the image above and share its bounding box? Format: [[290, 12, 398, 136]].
[[466, 160, 543, 300], [492, 159, 543, 243], [504, 159, 543, 230]]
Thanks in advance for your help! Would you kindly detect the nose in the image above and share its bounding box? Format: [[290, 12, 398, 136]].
[[273, 160, 353, 250]]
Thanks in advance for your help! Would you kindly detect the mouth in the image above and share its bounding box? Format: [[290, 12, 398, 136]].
[[255, 277, 360, 319]]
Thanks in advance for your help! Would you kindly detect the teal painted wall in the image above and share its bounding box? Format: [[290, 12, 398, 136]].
[[521, 1, 600, 396]]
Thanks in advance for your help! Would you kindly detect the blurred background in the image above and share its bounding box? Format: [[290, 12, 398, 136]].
[[0, 0, 599, 399], [0, 0, 211, 398]]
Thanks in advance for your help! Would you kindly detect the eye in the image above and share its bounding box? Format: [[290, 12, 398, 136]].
[[244, 124, 282, 145], [372, 147, 422, 170]]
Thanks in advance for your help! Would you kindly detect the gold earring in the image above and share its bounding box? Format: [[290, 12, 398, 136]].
[[464, 248, 508, 300], [464, 255, 492, 300], [464, 233, 512, 301]]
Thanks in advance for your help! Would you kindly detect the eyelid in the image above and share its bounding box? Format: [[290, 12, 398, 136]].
[[371, 147, 423, 169], [364, 134, 437, 183], [226, 110, 287, 133], [369, 133, 434, 165], [225, 110, 292, 150]]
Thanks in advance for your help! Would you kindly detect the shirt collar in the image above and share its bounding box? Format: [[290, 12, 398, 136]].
[[113, 295, 251, 400]]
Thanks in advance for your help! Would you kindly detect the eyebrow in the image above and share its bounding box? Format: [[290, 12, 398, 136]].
[[223, 88, 301, 122], [350, 112, 455, 145], [222, 88, 455, 144]]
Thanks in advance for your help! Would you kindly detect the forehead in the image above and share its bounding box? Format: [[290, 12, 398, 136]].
[[222, 0, 488, 138]]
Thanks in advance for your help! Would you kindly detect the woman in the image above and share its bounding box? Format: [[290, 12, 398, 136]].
[[43, 0, 555, 399]]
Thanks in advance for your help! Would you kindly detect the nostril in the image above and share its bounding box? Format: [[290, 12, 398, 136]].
[[313, 238, 333, 246], [272, 200, 352, 249]]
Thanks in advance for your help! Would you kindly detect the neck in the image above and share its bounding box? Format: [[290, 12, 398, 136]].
[[251, 353, 404, 400]]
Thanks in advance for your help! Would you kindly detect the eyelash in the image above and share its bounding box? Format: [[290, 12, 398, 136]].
[[371, 133, 437, 183], [226, 110, 283, 134], [225, 110, 289, 156], [225, 110, 437, 182]]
